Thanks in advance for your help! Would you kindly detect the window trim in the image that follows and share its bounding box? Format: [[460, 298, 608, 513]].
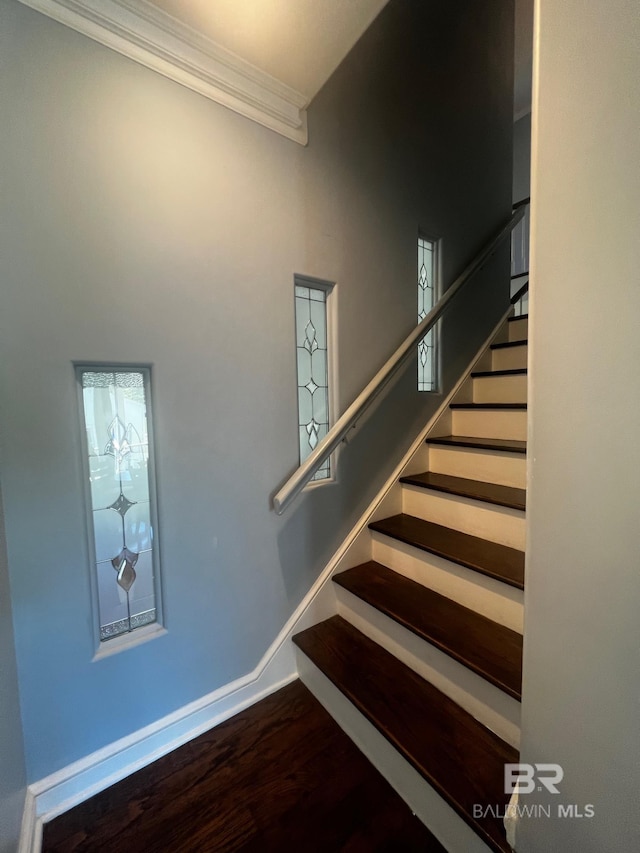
[[293, 274, 339, 489], [417, 232, 442, 393], [74, 362, 165, 659]]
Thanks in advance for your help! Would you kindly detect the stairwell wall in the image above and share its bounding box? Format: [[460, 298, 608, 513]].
[[0, 478, 27, 853], [0, 0, 514, 783], [513, 111, 531, 203], [519, 0, 640, 850]]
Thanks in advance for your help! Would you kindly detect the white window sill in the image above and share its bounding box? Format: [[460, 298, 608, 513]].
[[93, 623, 167, 661]]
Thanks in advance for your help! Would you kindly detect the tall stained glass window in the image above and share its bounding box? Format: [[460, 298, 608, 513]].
[[295, 278, 332, 481], [78, 367, 161, 643], [418, 236, 438, 391]]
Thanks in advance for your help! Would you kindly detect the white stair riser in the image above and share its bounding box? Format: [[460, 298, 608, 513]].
[[508, 318, 528, 341], [452, 408, 527, 441], [371, 532, 524, 633], [472, 373, 527, 404], [336, 586, 521, 749], [297, 651, 496, 853], [428, 445, 526, 489], [492, 344, 528, 371], [402, 485, 526, 550]]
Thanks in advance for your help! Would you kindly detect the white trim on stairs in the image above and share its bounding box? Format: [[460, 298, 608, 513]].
[[297, 651, 494, 853], [20, 306, 513, 853], [16, 0, 309, 144]]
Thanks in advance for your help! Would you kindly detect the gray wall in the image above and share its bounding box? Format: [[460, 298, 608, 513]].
[[513, 111, 531, 202], [518, 0, 640, 850], [0, 480, 26, 853], [0, 0, 513, 782]]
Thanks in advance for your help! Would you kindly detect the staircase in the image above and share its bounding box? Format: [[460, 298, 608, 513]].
[[293, 312, 528, 852]]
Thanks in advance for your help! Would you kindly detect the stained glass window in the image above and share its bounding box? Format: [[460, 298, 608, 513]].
[[418, 236, 438, 391], [78, 368, 161, 642], [295, 279, 332, 481]]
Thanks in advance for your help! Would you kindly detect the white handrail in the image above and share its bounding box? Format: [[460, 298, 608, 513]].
[[272, 206, 526, 515]]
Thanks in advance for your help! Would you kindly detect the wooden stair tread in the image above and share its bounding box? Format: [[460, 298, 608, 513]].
[[369, 514, 525, 589], [334, 562, 523, 699], [399, 471, 526, 511], [490, 339, 527, 350], [449, 402, 527, 410], [427, 434, 527, 454], [471, 368, 527, 378], [293, 616, 516, 853]]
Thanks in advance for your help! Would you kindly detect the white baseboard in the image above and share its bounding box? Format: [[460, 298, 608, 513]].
[[24, 668, 297, 849], [22, 526, 340, 850], [22, 307, 512, 853], [18, 788, 37, 853]]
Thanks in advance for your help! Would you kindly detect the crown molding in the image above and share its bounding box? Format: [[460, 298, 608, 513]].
[[17, 0, 309, 145]]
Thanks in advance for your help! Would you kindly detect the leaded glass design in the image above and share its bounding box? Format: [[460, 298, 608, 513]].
[[79, 368, 159, 642], [295, 281, 331, 481], [418, 236, 438, 391]]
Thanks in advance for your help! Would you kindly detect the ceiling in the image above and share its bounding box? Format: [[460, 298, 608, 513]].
[[16, 0, 532, 143], [150, 0, 533, 114], [151, 0, 391, 100]]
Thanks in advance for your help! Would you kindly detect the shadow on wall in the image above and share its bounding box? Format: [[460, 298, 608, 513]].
[[0, 479, 28, 853], [276, 243, 511, 605]]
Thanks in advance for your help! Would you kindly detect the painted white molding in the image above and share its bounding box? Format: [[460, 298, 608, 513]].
[[298, 653, 494, 853], [26, 666, 299, 841], [335, 586, 521, 748], [17, 789, 38, 853], [23, 512, 337, 846], [16, 0, 309, 145], [22, 308, 513, 853]]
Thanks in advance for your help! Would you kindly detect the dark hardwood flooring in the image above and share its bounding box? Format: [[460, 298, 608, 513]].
[[43, 680, 445, 853], [399, 471, 526, 511], [334, 562, 522, 699], [293, 617, 516, 853], [425, 435, 527, 454], [369, 514, 525, 590], [470, 369, 527, 378], [448, 403, 527, 410], [489, 340, 527, 351]]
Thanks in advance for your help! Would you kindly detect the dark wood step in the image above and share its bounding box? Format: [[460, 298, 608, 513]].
[[508, 313, 528, 321], [449, 402, 527, 410], [293, 616, 516, 853], [399, 471, 526, 511], [491, 339, 527, 350], [334, 562, 523, 699], [369, 514, 525, 589], [471, 367, 527, 378], [427, 434, 527, 454]]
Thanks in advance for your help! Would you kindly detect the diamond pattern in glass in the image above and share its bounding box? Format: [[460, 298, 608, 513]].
[[295, 281, 331, 479], [417, 237, 437, 392], [81, 368, 158, 641], [108, 493, 136, 517]]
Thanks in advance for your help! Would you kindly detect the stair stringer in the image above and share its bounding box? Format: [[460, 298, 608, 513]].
[[298, 649, 496, 853], [334, 583, 521, 748], [286, 306, 526, 853], [279, 305, 516, 656]]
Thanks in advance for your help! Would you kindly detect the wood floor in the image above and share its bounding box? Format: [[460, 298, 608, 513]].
[[43, 680, 445, 852]]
